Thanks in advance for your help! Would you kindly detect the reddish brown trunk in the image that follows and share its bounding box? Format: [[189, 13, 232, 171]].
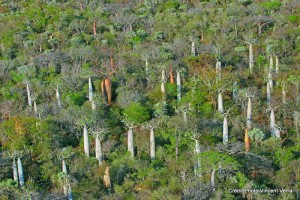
[[244, 129, 250, 153], [105, 78, 112, 105], [101, 80, 105, 97], [170, 68, 175, 84]]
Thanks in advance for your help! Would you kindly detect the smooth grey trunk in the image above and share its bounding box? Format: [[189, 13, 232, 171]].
[[17, 157, 24, 187], [56, 86, 62, 109], [13, 159, 18, 183], [145, 59, 149, 72], [249, 43, 253, 74], [194, 140, 201, 177], [26, 82, 32, 107], [161, 82, 165, 94], [33, 101, 38, 117], [177, 71, 181, 101], [88, 77, 93, 102], [223, 116, 228, 144], [216, 61, 221, 80], [270, 109, 276, 137], [269, 56, 273, 71], [83, 125, 89, 157], [128, 128, 134, 158], [95, 136, 103, 165], [68, 186, 73, 200], [150, 129, 155, 160], [191, 41, 195, 56], [247, 97, 252, 130], [275, 56, 279, 76], [268, 72, 273, 91], [62, 160, 68, 196], [218, 92, 224, 113], [211, 169, 216, 191], [267, 81, 271, 104]]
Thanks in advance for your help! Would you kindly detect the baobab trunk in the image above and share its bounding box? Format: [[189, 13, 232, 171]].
[[26, 82, 32, 107], [249, 43, 254, 74], [218, 92, 224, 113], [128, 128, 134, 157], [161, 82, 165, 94], [103, 166, 111, 191], [88, 77, 93, 102], [247, 97, 252, 130], [223, 116, 228, 144], [268, 72, 273, 91], [104, 78, 112, 105], [17, 157, 24, 187], [177, 71, 181, 101], [56, 86, 62, 109], [83, 125, 89, 157], [68, 186, 73, 200], [150, 128, 155, 160], [191, 41, 195, 56], [93, 21, 97, 37], [95, 136, 103, 165], [194, 139, 201, 177], [183, 111, 188, 123], [294, 111, 299, 136], [216, 61, 221, 80], [13, 159, 18, 183], [270, 109, 275, 135], [267, 82, 271, 104], [269, 56, 273, 71], [62, 160, 68, 196], [170, 68, 175, 84], [211, 169, 216, 191], [244, 129, 250, 153], [145, 59, 149, 73], [33, 101, 38, 117]]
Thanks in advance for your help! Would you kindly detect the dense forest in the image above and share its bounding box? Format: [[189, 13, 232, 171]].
[[0, 0, 299, 199]]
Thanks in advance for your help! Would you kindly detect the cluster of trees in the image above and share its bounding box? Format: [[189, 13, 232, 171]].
[[0, 0, 299, 199]]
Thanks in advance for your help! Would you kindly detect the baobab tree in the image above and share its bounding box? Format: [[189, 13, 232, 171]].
[[244, 36, 257, 74], [57, 147, 73, 196], [89, 124, 107, 165], [122, 116, 137, 158], [142, 118, 160, 160]]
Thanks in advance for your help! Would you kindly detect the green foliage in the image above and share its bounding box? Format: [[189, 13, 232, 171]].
[[123, 102, 150, 124], [248, 128, 265, 142]]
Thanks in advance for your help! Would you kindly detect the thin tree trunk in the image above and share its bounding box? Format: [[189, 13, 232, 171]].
[[218, 92, 224, 113], [177, 71, 181, 101], [247, 97, 252, 130], [68, 185, 73, 200], [294, 111, 299, 136], [93, 21, 97, 37], [270, 109, 275, 136], [56, 86, 62, 109], [13, 159, 18, 184], [194, 140, 201, 177], [268, 72, 273, 91], [26, 82, 32, 107], [191, 41, 195, 56], [176, 133, 180, 160], [62, 160, 68, 196], [83, 125, 89, 157], [145, 59, 148, 73], [33, 101, 38, 117], [249, 43, 253, 74], [267, 81, 271, 105], [183, 111, 188, 123], [17, 157, 24, 187], [233, 81, 238, 104], [211, 169, 216, 191], [170, 68, 175, 84], [103, 166, 111, 191], [216, 60, 221, 80], [223, 116, 228, 144], [95, 136, 103, 165], [128, 128, 134, 158], [88, 77, 93, 102], [269, 56, 273, 71], [150, 128, 155, 160], [244, 129, 250, 153], [161, 82, 165, 94], [275, 56, 279, 76]]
